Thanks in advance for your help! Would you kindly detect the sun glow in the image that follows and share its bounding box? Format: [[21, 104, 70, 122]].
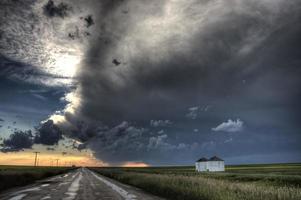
[[53, 54, 80, 78], [122, 162, 149, 167], [43, 40, 83, 80], [0, 150, 108, 167]]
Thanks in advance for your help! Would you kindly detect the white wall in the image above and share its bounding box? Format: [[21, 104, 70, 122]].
[[195, 162, 207, 172], [206, 161, 224, 171], [195, 161, 224, 172]]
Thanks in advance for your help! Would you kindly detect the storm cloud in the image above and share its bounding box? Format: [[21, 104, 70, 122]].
[[73, 0, 301, 124], [35, 120, 63, 145], [1, 130, 34, 152], [49, 0, 301, 164]]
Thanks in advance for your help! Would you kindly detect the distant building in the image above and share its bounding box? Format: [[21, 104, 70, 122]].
[[195, 156, 225, 172]]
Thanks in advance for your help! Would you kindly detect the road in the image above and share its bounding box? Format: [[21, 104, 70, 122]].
[[0, 168, 164, 200]]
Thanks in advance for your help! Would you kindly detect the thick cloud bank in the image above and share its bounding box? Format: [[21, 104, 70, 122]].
[[61, 0, 301, 165]]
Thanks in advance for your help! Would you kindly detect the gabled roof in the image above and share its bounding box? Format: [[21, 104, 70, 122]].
[[209, 156, 224, 161], [196, 157, 208, 162]]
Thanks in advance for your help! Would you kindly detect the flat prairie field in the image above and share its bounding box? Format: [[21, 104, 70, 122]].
[[90, 163, 301, 200], [0, 165, 74, 191]]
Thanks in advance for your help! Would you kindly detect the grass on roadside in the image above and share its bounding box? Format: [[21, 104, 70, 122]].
[[0, 165, 74, 192], [90, 163, 301, 200]]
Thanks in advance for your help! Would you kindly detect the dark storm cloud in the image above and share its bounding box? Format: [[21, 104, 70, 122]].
[[43, 0, 72, 18], [78, 1, 277, 124], [0, 118, 4, 122], [54, 0, 301, 165], [1, 130, 33, 152], [86, 121, 192, 164], [35, 120, 63, 145], [61, 120, 109, 143]]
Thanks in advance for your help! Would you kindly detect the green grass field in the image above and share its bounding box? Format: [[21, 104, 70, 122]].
[[90, 163, 301, 200], [0, 165, 74, 191]]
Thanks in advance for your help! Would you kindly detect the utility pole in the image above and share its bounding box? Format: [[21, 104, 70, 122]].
[[62, 152, 67, 167], [55, 159, 60, 167], [33, 152, 40, 167]]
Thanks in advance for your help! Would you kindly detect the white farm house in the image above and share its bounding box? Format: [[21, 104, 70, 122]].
[[195, 156, 225, 172]]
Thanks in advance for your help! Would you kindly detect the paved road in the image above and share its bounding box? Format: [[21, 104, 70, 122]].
[[0, 168, 164, 200]]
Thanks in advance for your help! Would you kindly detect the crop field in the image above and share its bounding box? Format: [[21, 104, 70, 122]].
[[0, 165, 74, 191], [90, 163, 301, 200]]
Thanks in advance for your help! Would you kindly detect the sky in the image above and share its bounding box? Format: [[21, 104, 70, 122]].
[[0, 0, 300, 166]]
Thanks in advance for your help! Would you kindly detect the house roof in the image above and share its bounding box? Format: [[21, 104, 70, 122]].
[[209, 156, 224, 161], [196, 157, 208, 162]]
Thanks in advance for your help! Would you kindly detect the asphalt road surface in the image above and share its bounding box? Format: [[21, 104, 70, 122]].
[[0, 168, 164, 200]]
